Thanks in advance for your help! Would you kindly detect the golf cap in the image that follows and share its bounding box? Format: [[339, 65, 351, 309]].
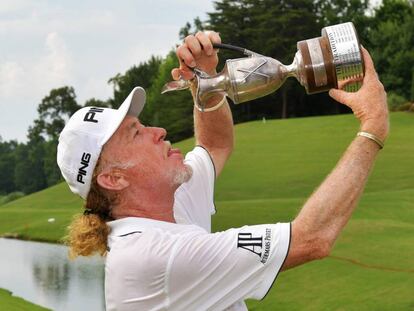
[[57, 87, 146, 200]]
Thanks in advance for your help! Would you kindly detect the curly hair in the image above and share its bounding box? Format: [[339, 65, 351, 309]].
[[65, 161, 117, 259]]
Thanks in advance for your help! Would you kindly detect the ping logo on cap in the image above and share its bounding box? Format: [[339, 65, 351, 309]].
[[84, 107, 104, 123], [77, 152, 92, 184]]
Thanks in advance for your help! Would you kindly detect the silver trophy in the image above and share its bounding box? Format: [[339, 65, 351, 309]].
[[162, 22, 364, 112]]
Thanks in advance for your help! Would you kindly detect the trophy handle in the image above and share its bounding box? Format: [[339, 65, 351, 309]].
[[212, 43, 264, 58]]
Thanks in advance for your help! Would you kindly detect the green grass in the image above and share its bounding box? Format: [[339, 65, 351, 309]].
[[0, 288, 50, 311], [0, 183, 82, 242], [1, 112, 413, 310]]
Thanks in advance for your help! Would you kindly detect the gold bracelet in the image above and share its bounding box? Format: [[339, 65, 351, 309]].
[[357, 131, 384, 149]]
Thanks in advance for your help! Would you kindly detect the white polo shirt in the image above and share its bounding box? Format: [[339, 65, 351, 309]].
[[105, 146, 291, 311]]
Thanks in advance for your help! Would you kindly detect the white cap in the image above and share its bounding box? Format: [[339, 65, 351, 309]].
[[57, 87, 146, 199]]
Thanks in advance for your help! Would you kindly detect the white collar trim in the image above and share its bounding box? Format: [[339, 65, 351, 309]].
[[108, 217, 179, 237]]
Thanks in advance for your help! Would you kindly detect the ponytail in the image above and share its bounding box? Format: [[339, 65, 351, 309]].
[[66, 213, 109, 258], [65, 168, 117, 258]]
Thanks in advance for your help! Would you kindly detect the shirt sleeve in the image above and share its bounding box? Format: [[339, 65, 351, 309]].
[[173, 146, 216, 231], [167, 223, 291, 310]]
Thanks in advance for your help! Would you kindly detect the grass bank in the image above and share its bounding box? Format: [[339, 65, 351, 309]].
[[0, 288, 50, 311]]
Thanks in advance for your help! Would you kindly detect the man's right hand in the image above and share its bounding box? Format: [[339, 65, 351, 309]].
[[329, 47, 389, 141]]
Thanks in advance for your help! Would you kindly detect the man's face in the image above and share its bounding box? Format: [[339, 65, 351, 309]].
[[100, 116, 190, 190]]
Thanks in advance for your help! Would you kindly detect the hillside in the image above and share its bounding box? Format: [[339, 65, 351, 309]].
[[1, 112, 413, 310]]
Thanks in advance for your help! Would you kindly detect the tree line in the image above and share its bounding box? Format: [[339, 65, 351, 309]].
[[0, 0, 413, 199]]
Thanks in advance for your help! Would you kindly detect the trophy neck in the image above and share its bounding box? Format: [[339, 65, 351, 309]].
[[283, 51, 307, 88], [284, 51, 302, 79], [284, 62, 298, 78]]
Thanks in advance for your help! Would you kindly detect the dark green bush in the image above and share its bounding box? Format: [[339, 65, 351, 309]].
[[0, 192, 25, 206], [387, 92, 408, 111], [396, 102, 414, 112]]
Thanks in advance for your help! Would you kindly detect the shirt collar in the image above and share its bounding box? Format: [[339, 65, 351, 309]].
[[107, 217, 181, 237]]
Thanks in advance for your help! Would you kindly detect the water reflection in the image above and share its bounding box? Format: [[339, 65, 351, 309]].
[[0, 238, 105, 310], [32, 257, 70, 304]]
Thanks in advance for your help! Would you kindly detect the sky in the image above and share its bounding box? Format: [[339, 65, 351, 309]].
[[0, 0, 215, 142]]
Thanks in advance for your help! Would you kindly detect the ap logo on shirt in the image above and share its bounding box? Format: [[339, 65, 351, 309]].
[[237, 228, 272, 264]]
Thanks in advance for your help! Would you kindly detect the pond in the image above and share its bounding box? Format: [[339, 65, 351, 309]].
[[0, 238, 105, 310]]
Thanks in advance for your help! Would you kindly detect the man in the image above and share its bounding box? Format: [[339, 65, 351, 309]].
[[58, 31, 388, 310]]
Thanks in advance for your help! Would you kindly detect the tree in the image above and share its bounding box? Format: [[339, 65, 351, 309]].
[[411, 69, 414, 102], [368, 0, 414, 100], [83, 98, 110, 108], [14, 140, 47, 194], [19, 86, 80, 190], [0, 139, 17, 194], [179, 17, 205, 40], [43, 140, 62, 187], [32, 86, 80, 142], [314, 0, 370, 43], [108, 56, 162, 109], [145, 51, 195, 142]]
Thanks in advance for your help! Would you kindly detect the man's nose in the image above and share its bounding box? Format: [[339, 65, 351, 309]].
[[151, 127, 167, 143]]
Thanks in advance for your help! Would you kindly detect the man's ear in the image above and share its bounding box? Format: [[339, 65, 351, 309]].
[[96, 169, 130, 191]]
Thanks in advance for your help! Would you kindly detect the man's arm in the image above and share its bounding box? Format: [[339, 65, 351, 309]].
[[192, 93, 233, 177], [172, 31, 234, 177], [282, 47, 389, 269]]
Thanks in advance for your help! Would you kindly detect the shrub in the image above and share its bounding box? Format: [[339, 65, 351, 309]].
[[396, 102, 414, 112], [387, 92, 408, 111], [0, 192, 25, 205]]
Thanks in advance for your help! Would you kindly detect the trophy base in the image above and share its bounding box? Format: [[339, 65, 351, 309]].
[[297, 37, 336, 94], [296, 22, 364, 95]]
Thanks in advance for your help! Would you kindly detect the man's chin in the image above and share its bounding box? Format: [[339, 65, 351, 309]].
[[173, 164, 193, 186]]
